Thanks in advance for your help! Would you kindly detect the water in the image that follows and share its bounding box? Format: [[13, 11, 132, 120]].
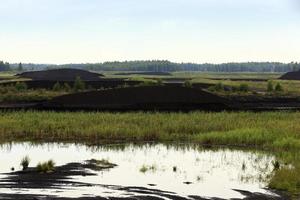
[[0, 142, 278, 199]]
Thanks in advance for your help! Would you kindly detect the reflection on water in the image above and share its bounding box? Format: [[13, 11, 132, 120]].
[[0, 142, 278, 199]]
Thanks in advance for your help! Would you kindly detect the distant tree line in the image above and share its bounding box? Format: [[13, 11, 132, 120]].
[[61, 61, 300, 73], [5, 60, 300, 72], [0, 61, 10, 71]]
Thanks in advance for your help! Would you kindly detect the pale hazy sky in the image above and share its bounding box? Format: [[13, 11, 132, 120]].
[[0, 0, 300, 64]]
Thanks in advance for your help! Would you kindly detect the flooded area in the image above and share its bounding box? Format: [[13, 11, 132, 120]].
[[0, 143, 281, 199]]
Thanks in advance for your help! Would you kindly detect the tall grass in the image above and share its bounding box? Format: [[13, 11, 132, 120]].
[[0, 111, 299, 149]]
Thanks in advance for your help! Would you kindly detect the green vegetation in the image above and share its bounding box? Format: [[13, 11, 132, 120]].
[[183, 80, 193, 88], [36, 159, 55, 173], [0, 111, 299, 197], [3, 60, 300, 72], [73, 76, 86, 91], [208, 82, 250, 93], [88, 159, 117, 170], [20, 156, 30, 170], [238, 83, 249, 92], [0, 69, 300, 198], [52, 82, 61, 91], [140, 164, 157, 173], [267, 81, 274, 92], [52, 82, 75, 92], [129, 77, 164, 86], [208, 82, 225, 92], [0, 84, 67, 103], [63, 83, 72, 92], [15, 82, 27, 91], [41, 61, 300, 73], [0, 111, 300, 150], [275, 83, 283, 92]]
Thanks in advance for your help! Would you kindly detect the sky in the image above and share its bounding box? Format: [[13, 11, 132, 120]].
[[0, 0, 300, 64]]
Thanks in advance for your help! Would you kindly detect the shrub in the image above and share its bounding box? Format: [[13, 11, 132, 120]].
[[47, 159, 55, 170], [231, 85, 239, 92], [73, 76, 85, 92], [15, 82, 27, 91], [156, 79, 164, 86], [183, 80, 193, 88], [267, 81, 274, 92], [52, 82, 61, 91], [63, 83, 72, 92], [138, 79, 159, 86], [215, 82, 224, 91], [208, 82, 224, 92], [139, 164, 157, 173], [239, 83, 249, 92], [275, 83, 283, 92], [20, 156, 30, 170]]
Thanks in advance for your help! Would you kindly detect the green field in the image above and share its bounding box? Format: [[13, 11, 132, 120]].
[[0, 111, 299, 197]]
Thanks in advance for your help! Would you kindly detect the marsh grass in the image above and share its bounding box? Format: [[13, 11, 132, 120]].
[[140, 164, 157, 173], [0, 111, 300, 150], [37, 159, 55, 173], [89, 159, 117, 169], [20, 156, 30, 170]]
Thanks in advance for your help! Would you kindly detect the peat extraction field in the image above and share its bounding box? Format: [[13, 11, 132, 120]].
[[2, 0, 300, 199]]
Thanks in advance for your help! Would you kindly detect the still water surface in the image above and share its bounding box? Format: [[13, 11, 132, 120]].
[[0, 143, 278, 199]]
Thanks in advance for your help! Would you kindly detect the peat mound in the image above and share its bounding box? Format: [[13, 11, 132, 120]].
[[17, 68, 104, 81], [43, 86, 228, 111], [114, 72, 172, 76], [280, 70, 300, 80]]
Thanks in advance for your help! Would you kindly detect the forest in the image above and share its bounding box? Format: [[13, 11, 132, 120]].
[[4, 60, 300, 72]]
